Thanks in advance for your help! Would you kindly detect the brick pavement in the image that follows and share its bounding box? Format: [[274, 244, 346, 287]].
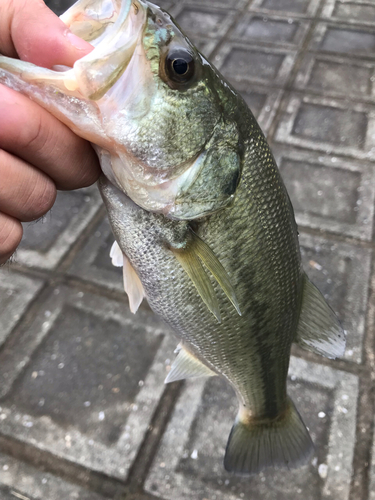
[[1, 0, 375, 499]]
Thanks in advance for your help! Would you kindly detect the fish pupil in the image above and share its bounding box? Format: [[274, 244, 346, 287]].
[[164, 49, 196, 86], [173, 58, 189, 75]]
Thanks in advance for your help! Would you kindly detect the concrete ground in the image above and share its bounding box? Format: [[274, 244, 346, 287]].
[[1, 0, 375, 498]]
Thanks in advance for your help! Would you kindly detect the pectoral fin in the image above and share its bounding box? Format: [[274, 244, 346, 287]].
[[109, 241, 145, 314], [171, 229, 240, 322], [294, 274, 346, 359], [173, 245, 221, 323], [165, 345, 216, 383]]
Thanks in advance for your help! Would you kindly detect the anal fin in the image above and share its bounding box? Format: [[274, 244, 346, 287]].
[[165, 345, 216, 383], [295, 274, 345, 359]]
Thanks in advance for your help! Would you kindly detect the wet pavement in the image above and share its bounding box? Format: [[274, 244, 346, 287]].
[[1, 0, 375, 499]]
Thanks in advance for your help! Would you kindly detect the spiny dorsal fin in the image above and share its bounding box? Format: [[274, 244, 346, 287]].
[[165, 345, 216, 384], [171, 229, 241, 322], [110, 241, 145, 314], [294, 274, 345, 359]]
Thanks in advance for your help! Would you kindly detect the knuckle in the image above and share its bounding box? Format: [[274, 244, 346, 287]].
[[0, 216, 22, 261], [21, 177, 56, 221], [20, 113, 47, 152]]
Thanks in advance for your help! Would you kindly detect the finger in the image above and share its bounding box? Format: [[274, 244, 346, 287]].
[[0, 0, 93, 68], [0, 149, 56, 222], [0, 85, 101, 190], [0, 212, 23, 265]]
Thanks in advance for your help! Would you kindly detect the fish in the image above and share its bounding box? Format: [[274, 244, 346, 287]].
[[0, 0, 345, 474]]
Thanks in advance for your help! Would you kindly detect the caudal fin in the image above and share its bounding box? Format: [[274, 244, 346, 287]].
[[224, 398, 314, 475]]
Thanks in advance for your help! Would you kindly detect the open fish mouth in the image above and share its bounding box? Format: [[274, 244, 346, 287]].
[[60, 0, 148, 100]]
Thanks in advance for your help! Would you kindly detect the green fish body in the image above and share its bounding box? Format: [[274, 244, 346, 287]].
[[0, 0, 345, 474]]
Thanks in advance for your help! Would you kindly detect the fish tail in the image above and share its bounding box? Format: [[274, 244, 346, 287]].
[[224, 397, 314, 475]]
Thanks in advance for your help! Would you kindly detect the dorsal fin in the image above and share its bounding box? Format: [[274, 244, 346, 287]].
[[165, 345, 216, 383], [294, 274, 345, 359]]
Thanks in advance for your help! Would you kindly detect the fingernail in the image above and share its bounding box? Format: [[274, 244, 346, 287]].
[[66, 31, 93, 52]]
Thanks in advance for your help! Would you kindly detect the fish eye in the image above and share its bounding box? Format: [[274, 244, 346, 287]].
[[165, 49, 195, 85]]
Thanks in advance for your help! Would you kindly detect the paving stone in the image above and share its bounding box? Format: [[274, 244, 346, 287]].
[[250, 0, 321, 16], [299, 233, 371, 363], [145, 357, 358, 500], [322, 0, 375, 26], [68, 216, 123, 293], [0, 271, 44, 349], [16, 187, 102, 270], [183, 0, 246, 8], [275, 94, 375, 161], [0, 286, 176, 480], [191, 37, 218, 58], [171, 4, 235, 39], [0, 453, 106, 500], [152, 0, 175, 10], [213, 43, 296, 86], [273, 147, 375, 240], [45, 0, 74, 15], [232, 14, 310, 48], [309, 23, 375, 57], [370, 422, 375, 500], [294, 53, 375, 101], [231, 83, 283, 135]]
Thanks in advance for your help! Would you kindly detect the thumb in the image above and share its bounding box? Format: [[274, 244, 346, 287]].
[[0, 0, 93, 68]]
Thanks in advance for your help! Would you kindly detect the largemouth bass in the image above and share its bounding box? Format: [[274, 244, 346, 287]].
[[0, 0, 345, 474]]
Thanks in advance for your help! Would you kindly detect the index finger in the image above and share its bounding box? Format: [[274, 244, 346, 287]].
[[0, 84, 101, 189]]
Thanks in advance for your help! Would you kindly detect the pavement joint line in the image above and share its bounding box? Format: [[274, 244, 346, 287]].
[[267, 0, 328, 141], [0, 434, 128, 499], [125, 381, 184, 492]]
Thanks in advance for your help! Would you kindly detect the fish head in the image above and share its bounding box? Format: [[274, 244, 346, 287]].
[[0, 0, 243, 220]]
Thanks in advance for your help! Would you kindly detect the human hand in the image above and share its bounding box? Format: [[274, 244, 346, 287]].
[[0, 0, 101, 264]]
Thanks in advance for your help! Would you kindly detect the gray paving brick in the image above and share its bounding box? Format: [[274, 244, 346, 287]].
[[170, 4, 236, 39], [213, 43, 297, 87], [0, 453, 106, 500], [0, 271, 44, 348], [309, 23, 375, 57], [294, 53, 375, 101], [250, 0, 321, 16], [68, 216, 123, 292], [145, 357, 358, 500], [45, 0, 74, 16], [231, 14, 310, 48], [236, 84, 283, 135], [370, 424, 375, 500], [275, 94, 375, 160], [16, 187, 102, 270], [191, 37, 218, 58], [183, 0, 246, 8], [299, 233, 371, 363], [273, 147, 375, 240], [0, 286, 175, 480], [152, 0, 175, 10], [322, 0, 375, 26]]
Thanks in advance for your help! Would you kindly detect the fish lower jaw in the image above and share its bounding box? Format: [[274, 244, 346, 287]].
[[106, 152, 205, 218]]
